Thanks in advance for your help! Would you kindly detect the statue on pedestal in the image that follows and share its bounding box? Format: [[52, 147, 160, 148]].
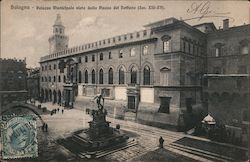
[[93, 93, 104, 112]]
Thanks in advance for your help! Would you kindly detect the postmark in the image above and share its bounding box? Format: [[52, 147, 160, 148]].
[[0, 115, 38, 159]]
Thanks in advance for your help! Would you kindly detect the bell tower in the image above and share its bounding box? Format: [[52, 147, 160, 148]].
[[49, 14, 69, 54]]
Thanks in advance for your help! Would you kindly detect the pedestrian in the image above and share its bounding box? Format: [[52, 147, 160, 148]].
[[62, 109, 64, 114], [50, 111, 53, 116], [42, 123, 45, 132], [159, 136, 164, 148], [57, 108, 60, 112], [45, 123, 48, 132]]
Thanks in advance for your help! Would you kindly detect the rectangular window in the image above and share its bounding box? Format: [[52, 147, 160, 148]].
[[143, 46, 148, 55], [128, 96, 136, 109], [92, 55, 95, 62], [108, 52, 112, 59], [100, 53, 103, 61], [136, 32, 140, 38], [158, 97, 171, 114], [188, 43, 191, 53], [85, 56, 88, 62], [163, 41, 170, 53], [130, 34, 133, 39], [215, 47, 221, 57]]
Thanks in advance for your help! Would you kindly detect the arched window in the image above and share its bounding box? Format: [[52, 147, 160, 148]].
[[119, 67, 125, 84], [143, 66, 150, 85], [99, 69, 103, 84], [58, 75, 61, 82], [49, 76, 51, 82], [45, 77, 47, 82], [91, 70, 95, 84], [63, 75, 66, 83], [53, 76, 56, 82], [241, 45, 249, 54], [85, 70, 88, 83], [78, 71, 82, 83], [131, 66, 137, 84], [108, 68, 113, 84], [163, 40, 171, 53]]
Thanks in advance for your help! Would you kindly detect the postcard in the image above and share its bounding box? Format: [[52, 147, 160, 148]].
[[0, 0, 249, 161]]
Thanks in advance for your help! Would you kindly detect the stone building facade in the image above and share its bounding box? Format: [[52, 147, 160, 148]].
[[0, 58, 27, 107], [40, 15, 249, 130], [27, 67, 40, 101], [203, 21, 250, 142]]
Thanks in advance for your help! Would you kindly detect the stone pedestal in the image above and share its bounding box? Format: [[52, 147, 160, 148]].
[[88, 110, 111, 138]]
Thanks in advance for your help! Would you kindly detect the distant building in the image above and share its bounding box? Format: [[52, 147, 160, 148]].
[[27, 67, 40, 101], [39, 15, 249, 131], [202, 20, 250, 143], [0, 58, 27, 107]]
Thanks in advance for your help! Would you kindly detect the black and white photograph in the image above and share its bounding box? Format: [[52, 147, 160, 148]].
[[0, 0, 249, 161]]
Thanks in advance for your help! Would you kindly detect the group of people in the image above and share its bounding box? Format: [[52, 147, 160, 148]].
[[50, 107, 64, 116]]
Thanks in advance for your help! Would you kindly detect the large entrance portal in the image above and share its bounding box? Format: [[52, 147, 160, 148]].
[[63, 84, 77, 108], [127, 85, 140, 112], [128, 96, 136, 109]]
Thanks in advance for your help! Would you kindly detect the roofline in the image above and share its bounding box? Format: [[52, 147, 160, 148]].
[[204, 74, 250, 77], [40, 38, 158, 63], [208, 24, 250, 35]]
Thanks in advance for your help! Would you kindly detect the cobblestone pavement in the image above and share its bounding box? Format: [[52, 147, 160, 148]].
[[1, 102, 247, 162]]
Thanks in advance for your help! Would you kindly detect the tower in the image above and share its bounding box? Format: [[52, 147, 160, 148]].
[[48, 14, 69, 54]]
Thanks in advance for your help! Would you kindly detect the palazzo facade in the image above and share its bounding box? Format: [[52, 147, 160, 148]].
[[40, 15, 249, 130]]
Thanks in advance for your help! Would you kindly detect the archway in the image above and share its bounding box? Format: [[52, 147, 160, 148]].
[[53, 90, 57, 104], [49, 90, 52, 102], [58, 90, 62, 104], [45, 89, 48, 102], [41, 89, 44, 102], [1, 103, 45, 124]]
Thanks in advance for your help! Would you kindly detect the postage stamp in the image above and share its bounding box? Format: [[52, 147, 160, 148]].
[[0, 115, 38, 159]]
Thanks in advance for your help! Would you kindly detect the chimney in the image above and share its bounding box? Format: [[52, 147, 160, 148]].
[[223, 19, 229, 30]]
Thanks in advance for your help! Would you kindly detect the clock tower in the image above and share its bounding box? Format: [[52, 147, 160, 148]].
[[48, 14, 69, 54]]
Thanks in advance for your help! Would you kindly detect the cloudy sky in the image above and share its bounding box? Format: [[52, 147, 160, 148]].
[[1, 0, 249, 68]]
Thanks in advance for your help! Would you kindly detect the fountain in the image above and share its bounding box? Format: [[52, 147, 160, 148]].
[[59, 94, 129, 158]]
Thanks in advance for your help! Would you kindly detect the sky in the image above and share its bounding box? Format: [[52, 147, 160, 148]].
[[1, 0, 249, 68]]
